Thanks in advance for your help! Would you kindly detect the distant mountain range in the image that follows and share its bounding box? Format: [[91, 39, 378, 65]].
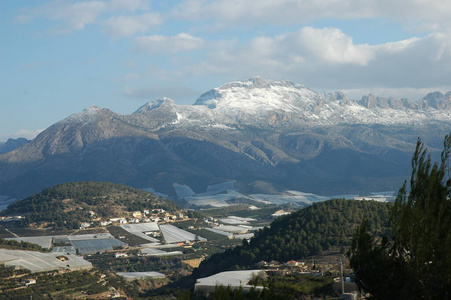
[[0, 138, 29, 155], [1, 77, 450, 198]]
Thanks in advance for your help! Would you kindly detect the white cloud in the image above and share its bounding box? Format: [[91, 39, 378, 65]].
[[102, 12, 163, 36], [0, 129, 44, 142], [173, 0, 374, 24], [15, 0, 108, 32], [15, 0, 152, 33], [134, 33, 205, 54], [173, 0, 451, 32], [202, 27, 377, 71], [159, 27, 451, 94], [108, 0, 149, 12], [55, 1, 107, 31], [13, 0, 451, 100], [15, 0, 451, 37], [293, 27, 374, 65]]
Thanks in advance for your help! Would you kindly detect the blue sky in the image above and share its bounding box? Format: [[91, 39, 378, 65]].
[[2, 0, 451, 141]]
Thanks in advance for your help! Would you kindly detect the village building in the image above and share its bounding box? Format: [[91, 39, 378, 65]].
[[22, 278, 36, 287]]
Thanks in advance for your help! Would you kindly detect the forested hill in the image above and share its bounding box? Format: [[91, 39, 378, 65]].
[[1, 181, 179, 229], [194, 199, 391, 278]]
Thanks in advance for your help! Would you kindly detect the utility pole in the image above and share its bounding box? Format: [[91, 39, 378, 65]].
[[340, 260, 345, 296]]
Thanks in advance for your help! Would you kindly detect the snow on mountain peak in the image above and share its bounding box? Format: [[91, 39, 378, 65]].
[[178, 78, 451, 127], [84, 105, 102, 113], [54, 106, 114, 128], [193, 77, 315, 113], [61, 78, 451, 132], [133, 97, 176, 114]]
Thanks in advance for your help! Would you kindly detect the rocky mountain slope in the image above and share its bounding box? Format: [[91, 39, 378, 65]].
[[1, 77, 450, 198]]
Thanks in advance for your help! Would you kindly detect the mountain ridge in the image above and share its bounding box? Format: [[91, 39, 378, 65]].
[[0, 138, 29, 155], [1, 77, 450, 198], [122, 77, 451, 131]]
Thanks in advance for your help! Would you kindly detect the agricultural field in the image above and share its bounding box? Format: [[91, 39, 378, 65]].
[[71, 238, 127, 255], [160, 224, 206, 244], [0, 267, 111, 299], [0, 249, 92, 273], [120, 223, 160, 243]]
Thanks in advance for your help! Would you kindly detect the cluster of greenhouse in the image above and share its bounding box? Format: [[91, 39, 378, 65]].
[[0, 249, 92, 273], [120, 223, 160, 243], [195, 270, 264, 294], [203, 215, 261, 240], [117, 271, 165, 281], [160, 224, 206, 244], [7, 233, 127, 255], [140, 247, 183, 257]]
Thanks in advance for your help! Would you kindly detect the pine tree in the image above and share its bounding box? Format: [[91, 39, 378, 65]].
[[349, 135, 451, 299]]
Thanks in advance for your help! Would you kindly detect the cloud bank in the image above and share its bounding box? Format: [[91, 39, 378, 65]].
[[13, 0, 451, 100]]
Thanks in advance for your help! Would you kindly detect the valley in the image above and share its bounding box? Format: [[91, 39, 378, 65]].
[[0, 181, 391, 299]]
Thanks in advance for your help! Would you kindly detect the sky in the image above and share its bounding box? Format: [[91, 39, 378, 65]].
[[2, 0, 451, 142]]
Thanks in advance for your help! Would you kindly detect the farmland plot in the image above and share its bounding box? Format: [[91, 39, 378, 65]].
[[119, 223, 160, 242], [117, 271, 165, 280], [213, 225, 249, 234], [219, 216, 256, 224], [68, 233, 115, 241], [186, 195, 231, 207], [71, 239, 127, 254], [6, 236, 56, 249], [249, 194, 315, 206], [141, 248, 183, 256], [173, 184, 196, 197], [234, 233, 254, 240], [204, 227, 233, 238], [0, 249, 92, 273], [160, 224, 206, 244]]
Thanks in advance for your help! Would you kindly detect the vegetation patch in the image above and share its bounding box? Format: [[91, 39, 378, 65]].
[[1, 181, 179, 229], [193, 199, 390, 279]]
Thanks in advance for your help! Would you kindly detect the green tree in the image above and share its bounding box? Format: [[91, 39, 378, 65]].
[[349, 136, 451, 299]]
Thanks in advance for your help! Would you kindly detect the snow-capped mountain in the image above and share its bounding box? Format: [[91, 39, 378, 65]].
[[126, 77, 451, 130], [0, 77, 450, 198]]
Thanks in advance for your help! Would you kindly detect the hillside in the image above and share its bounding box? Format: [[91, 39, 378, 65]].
[[193, 199, 391, 278], [0, 182, 178, 229]]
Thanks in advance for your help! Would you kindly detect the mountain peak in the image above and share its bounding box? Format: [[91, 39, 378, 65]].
[[80, 105, 103, 115], [60, 105, 112, 125], [133, 97, 176, 114], [193, 77, 314, 111], [421, 91, 451, 109], [248, 76, 270, 86], [215, 77, 305, 91]]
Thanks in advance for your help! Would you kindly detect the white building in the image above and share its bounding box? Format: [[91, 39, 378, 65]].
[[195, 270, 265, 294]]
